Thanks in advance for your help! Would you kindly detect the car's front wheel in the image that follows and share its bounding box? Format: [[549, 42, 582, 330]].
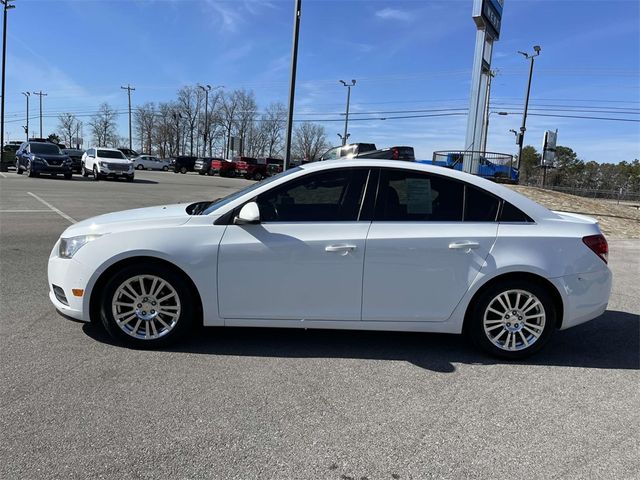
[[93, 166, 101, 181], [468, 280, 556, 359], [27, 161, 37, 177], [180, 166, 187, 174], [100, 264, 195, 347]]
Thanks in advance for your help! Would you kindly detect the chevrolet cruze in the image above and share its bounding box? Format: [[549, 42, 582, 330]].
[[48, 160, 612, 358]]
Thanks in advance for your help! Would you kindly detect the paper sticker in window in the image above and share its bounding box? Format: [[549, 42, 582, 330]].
[[406, 178, 432, 215]]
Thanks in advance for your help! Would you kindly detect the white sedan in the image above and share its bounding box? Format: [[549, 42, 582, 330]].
[[132, 155, 170, 171], [47, 160, 612, 358]]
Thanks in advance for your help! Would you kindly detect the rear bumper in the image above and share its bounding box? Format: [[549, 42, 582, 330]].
[[551, 267, 612, 330]]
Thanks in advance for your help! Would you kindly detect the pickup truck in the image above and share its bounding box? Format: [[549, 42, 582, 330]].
[[210, 158, 237, 177], [319, 143, 415, 162], [422, 152, 519, 183], [233, 156, 267, 181]]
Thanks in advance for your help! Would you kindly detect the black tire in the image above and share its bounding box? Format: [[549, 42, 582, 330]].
[[82, 164, 89, 177], [136, 164, 144, 170], [466, 280, 556, 359], [206, 169, 214, 176], [93, 166, 100, 181], [198, 171, 206, 176], [64, 173, 72, 180], [16, 164, 23, 174], [99, 263, 195, 348], [180, 166, 187, 174], [27, 161, 37, 177], [126, 175, 134, 182], [253, 172, 264, 181], [162, 166, 168, 171]]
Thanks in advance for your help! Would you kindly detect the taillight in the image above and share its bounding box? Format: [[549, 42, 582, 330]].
[[582, 234, 608, 264]]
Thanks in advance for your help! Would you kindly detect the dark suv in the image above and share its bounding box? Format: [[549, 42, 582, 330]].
[[1, 143, 20, 171], [62, 148, 84, 174], [173, 156, 198, 174], [16, 141, 73, 179]]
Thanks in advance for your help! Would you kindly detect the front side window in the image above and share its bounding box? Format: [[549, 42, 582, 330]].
[[97, 150, 126, 159], [257, 168, 369, 222], [375, 169, 464, 221]]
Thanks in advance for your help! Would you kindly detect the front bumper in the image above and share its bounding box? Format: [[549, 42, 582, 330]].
[[33, 163, 73, 174], [47, 247, 93, 322], [551, 267, 612, 330], [99, 166, 134, 178]]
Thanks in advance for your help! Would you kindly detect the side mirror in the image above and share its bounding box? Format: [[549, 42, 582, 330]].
[[234, 202, 260, 225]]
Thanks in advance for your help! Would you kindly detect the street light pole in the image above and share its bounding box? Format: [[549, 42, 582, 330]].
[[32, 90, 47, 138], [339, 79, 356, 146], [172, 112, 182, 156], [121, 84, 135, 150], [517, 45, 541, 169], [1, 0, 15, 166], [283, 0, 302, 171], [21, 91, 30, 141]]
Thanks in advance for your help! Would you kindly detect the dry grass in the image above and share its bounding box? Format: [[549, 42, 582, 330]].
[[508, 185, 640, 239]]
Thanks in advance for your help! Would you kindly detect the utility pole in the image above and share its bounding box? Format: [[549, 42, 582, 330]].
[[516, 45, 541, 170], [172, 112, 181, 156], [339, 79, 356, 146], [198, 84, 219, 158], [121, 84, 135, 150], [32, 90, 47, 138], [283, 0, 302, 171], [1, 0, 15, 166], [21, 91, 30, 141]]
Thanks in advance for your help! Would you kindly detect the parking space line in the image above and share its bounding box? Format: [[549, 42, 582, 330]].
[[0, 209, 53, 213], [0, 172, 7, 178], [27, 192, 77, 224]]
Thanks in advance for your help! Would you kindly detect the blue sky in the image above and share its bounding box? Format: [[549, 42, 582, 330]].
[[5, 0, 640, 162]]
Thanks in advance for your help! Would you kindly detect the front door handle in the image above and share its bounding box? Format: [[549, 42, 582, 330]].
[[449, 241, 480, 251], [325, 244, 357, 256]]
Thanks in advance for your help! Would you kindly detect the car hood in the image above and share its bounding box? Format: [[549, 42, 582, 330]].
[[62, 203, 192, 237]]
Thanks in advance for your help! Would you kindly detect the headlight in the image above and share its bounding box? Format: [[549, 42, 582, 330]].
[[100, 161, 108, 167], [32, 156, 45, 163], [59, 234, 102, 259]]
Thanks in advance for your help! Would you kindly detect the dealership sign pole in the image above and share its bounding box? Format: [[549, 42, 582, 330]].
[[464, 0, 503, 174]]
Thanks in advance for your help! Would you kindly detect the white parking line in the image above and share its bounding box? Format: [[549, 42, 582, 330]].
[[0, 172, 7, 178], [0, 209, 52, 213], [27, 192, 77, 224]]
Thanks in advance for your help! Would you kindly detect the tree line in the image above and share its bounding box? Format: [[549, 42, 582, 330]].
[[56, 86, 331, 161], [520, 145, 640, 194]]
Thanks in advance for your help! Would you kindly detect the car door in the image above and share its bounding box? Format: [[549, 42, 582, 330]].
[[362, 168, 499, 322], [218, 167, 372, 321]]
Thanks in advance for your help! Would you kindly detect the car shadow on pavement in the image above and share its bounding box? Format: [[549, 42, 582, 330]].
[[82, 309, 639, 372]]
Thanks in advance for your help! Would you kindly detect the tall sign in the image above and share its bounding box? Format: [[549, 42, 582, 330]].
[[541, 130, 557, 166], [464, 0, 504, 173]]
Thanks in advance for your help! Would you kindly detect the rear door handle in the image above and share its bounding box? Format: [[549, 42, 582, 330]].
[[325, 244, 357, 256], [449, 241, 480, 250]]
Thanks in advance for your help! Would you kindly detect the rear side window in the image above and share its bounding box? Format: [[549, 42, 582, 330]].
[[375, 170, 464, 221], [500, 202, 533, 223], [464, 186, 501, 222]]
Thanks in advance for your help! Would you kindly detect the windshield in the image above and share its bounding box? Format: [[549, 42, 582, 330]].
[[200, 167, 302, 215], [98, 149, 127, 159], [31, 143, 61, 155]]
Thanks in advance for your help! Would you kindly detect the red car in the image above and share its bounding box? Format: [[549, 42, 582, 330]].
[[210, 158, 237, 177]]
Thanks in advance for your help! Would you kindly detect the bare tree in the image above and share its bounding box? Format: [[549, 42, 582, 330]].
[[89, 103, 118, 147], [292, 122, 329, 161], [177, 86, 203, 156], [233, 89, 258, 156], [134, 103, 156, 154], [219, 90, 240, 158], [260, 102, 286, 157], [152, 102, 176, 158], [57, 113, 81, 148]]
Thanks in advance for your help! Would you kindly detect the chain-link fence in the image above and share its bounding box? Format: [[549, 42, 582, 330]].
[[431, 151, 518, 183]]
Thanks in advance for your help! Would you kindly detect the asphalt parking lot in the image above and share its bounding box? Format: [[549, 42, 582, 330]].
[[1, 170, 638, 480]]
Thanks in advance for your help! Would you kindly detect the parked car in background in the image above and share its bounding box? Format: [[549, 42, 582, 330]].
[[82, 147, 134, 182], [118, 147, 140, 160], [210, 158, 237, 177], [194, 157, 214, 175], [48, 159, 612, 359], [234, 156, 270, 180], [133, 155, 170, 171], [1, 143, 20, 171], [15, 141, 73, 179], [426, 152, 520, 184], [320, 143, 415, 161], [173, 156, 198, 174], [62, 148, 85, 174]]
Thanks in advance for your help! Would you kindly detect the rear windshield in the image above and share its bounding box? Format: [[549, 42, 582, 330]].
[[98, 150, 126, 159], [31, 143, 61, 155]]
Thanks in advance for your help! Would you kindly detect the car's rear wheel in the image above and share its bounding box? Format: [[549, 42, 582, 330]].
[[253, 172, 264, 181], [100, 264, 195, 347], [468, 280, 556, 359], [162, 166, 168, 171], [136, 164, 144, 170]]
